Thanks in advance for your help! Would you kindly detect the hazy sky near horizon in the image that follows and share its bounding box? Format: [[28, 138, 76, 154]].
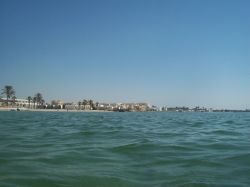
[[0, 0, 249, 109]]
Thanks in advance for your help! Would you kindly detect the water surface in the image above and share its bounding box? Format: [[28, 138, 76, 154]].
[[0, 112, 249, 187]]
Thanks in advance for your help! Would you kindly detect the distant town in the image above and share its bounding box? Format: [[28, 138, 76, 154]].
[[1, 85, 250, 112]]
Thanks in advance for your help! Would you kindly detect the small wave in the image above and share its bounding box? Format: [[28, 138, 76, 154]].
[[111, 142, 156, 154], [225, 120, 235, 124], [191, 121, 205, 127], [203, 142, 239, 150], [224, 153, 250, 165], [80, 131, 96, 136], [182, 158, 224, 168], [211, 129, 241, 136], [175, 182, 213, 187]]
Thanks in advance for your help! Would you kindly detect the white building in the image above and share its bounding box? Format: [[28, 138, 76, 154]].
[[0, 98, 37, 108]]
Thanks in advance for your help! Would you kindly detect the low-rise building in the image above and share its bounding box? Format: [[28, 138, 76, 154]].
[[51, 100, 64, 109], [0, 98, 36, 108], [64, 103, 78, 110]]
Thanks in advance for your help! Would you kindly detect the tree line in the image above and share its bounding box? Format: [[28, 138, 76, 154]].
[[1, 85, 45, 108], [77, 99, 98, 110]]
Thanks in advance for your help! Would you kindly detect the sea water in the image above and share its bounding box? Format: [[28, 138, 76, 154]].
[[0, 112, 249, 187]]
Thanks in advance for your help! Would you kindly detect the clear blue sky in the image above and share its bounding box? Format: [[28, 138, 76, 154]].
[[0, 0, 249, 109]]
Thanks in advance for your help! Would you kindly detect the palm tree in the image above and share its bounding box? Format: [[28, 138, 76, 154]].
[[41, 99, 45, 109], [82, 99, 88, 110], [89, 100, 94, 110], [27, 96, 32, 108], [33, 96, 37, 109], [78, 101, 82, 110], [1, 85, 15, 106], [12, 96, 16, 107], [35, 93, 43, 108], [95, 102, 99, 110]]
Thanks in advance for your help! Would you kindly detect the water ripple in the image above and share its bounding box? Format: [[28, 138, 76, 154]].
[[0, 112, 250, 187]]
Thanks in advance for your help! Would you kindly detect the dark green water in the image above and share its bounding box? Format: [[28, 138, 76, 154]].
[[0, 112, 249, 187]]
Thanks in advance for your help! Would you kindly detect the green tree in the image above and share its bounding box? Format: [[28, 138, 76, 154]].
[[41, 99, 45, 108], [33, 96, 37, 109], [12, 96, 16, 107], [89, 99, 94, 110], [94, 102, 99, 110], [78, 101, 82, 110], [27, 96, 32, 108], [1, 85, 15, 106], [35, 93, 43, 108], [82, 99, 88, 110]]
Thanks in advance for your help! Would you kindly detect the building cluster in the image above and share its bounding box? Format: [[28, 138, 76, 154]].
[[64, 102, 157, 112], [1, 97, 250, 113], [2, 85, 250, 112], [163, 106, 212, 112], [42, 100, 158, 112], [0, 97, 156, 112], [0, 98, 38, 108], [160, 106, 250, 112]]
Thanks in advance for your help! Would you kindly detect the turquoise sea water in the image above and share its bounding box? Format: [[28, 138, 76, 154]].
[[0, 112, 249, 187]]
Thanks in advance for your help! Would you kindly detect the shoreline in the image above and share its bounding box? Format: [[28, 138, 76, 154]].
[[0, 107, 249, 113], [0, 108, 113, 112]]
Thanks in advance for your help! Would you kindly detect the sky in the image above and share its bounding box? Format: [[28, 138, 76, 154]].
[[0, 0, 249, 109]]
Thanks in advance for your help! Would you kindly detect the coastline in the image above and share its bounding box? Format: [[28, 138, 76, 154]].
[[0, 107, 249, 113], [0, 108, 112, 112]]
